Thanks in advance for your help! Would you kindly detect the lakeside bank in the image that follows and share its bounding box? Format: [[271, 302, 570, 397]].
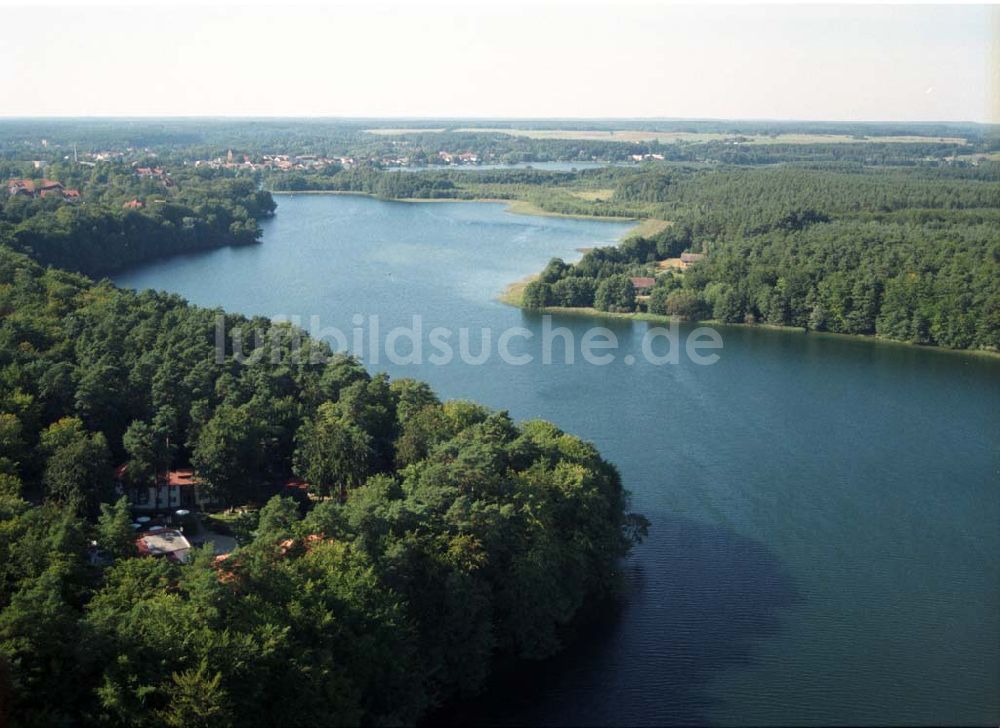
[[500, 277, 1000, 359]]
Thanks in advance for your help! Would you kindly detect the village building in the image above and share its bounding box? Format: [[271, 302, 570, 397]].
[[8, 178, 57, 196], [133, 166, 173, 186], [7, 178, 81, 201], [437, 151, 480, 165], [630, 276, 656, 294], [680, 252, 706, 269], [114, 464, 215, 512]]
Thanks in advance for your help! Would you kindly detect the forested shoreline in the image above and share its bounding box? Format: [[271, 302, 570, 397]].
[[520, 164, 1000, 351], [0, 245, 646, 724], [0, 163, 275, 277], [270, 161, 998, 352]]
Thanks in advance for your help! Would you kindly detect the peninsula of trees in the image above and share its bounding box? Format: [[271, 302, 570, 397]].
[[1, 163, 274, 277], [519, 164, 999, 351]]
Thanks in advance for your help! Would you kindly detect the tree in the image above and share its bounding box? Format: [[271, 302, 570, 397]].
[[293, 403, 374, 499], [336, 375, 398, 469], [39, 417, 111, 515], [97, 496, 135, 560], [394, 404, 451, 469], [122, 418, 174, 488], [594, 275, 636, 313], [550, 277, 596, 308], [389, 379, 439, 425], [713, 286, 745, 323], [522, 280, 551, 310], [255, 496, 301, 542], [539, 258, 570, 284], [0, 414, 24, 499], [0, 561, 81, 723], [156, 661, 232, 728], [664, 289, 708, 320], [191, 404, 264, 506], [73, 360, 127, 441]]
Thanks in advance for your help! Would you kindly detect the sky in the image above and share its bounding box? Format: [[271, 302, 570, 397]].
[[1, 2, 996, 123]]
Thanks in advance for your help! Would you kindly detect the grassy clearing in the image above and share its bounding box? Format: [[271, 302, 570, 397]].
[[627, 218, 671, 238], [657, 258, 685, 271], [569, 189, 615, 202], [499, 275, 535, 306], [363, 128, 446, 135], [956, 151, 1000, 162], [504, 199, 636, 221]]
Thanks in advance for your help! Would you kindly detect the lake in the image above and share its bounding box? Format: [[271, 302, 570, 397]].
[[115, 194, 1000, 726]]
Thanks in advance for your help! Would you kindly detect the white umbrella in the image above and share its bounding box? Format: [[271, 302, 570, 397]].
[[130, 523, 142, 530], [136, 516, 151, 523], [175, 509, 191, 517]]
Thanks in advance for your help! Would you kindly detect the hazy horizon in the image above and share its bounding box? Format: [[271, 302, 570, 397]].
[[2, 3, 997, 123], [0, 115, 994, 125]]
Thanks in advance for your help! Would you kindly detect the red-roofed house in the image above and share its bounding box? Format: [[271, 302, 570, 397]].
[[7, 178, 78, 202], [680, 252, 705, 269], [8, 179, 35, 196], [123, 198, 144, 209], [115, 465, 216, 512], [629, 277, 656, 294], [281, 476, 316, 504]]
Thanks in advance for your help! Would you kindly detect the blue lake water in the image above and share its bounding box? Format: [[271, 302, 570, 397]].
[[115, 194, 1000, 726]]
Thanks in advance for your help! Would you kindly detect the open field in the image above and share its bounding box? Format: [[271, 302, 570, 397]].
[[449, 128, 969, 145], [499, 275, 534, 306], [569, 188, 615, 202], [628, 218, 671, 237], [504, 199, 637, 221], [956, 151, 1000, 162], [364, 128, 446, 135]]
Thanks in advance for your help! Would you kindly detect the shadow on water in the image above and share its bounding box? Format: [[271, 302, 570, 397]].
[[431, 514, 801, 727]]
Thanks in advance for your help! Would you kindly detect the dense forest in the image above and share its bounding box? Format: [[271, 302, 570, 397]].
[[522, 164, 1000, 351], [0, 245, 646, 725], [0, 118, 996, 723]]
